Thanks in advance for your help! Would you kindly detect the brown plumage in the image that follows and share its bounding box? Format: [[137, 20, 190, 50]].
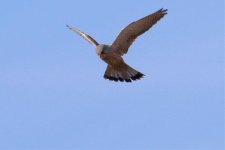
[[111, 8, 167, 56], [67, 8, 167, 82]]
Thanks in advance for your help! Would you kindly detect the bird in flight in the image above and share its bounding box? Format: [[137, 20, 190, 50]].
[[67, 8, 167, 82]]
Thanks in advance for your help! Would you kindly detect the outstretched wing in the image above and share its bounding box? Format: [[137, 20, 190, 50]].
[[66, 24, 99, 46], [110, 8, 167, 55]]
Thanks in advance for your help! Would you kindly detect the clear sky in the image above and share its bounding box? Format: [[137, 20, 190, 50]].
[[0, 0, 224, 150]]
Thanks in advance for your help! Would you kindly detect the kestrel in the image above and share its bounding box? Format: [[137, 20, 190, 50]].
[[67, 8, 167, 82]]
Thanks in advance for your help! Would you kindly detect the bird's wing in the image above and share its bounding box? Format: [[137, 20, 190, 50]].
[[110, 8, 167, 56], [66, 24, 99, 46]]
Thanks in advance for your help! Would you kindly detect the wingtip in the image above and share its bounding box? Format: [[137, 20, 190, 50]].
[[66, 24, 77, 31], [158, 8, 167, 11], [161, 8, 168, 14], [66, 24, 71, 30]]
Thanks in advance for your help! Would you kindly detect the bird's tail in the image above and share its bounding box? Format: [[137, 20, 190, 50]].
[[104, 63, 144, 82]]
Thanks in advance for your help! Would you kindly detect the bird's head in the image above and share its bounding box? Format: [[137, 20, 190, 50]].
[[96, 44, 104, 56]]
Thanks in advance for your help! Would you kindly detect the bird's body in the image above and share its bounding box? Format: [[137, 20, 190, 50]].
[[96, 44, 111, 56], [96, 44, 143, 82], [67, 8, 167, 82]]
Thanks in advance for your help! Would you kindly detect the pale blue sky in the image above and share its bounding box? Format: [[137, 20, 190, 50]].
[[0, 0, 224, 150]]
